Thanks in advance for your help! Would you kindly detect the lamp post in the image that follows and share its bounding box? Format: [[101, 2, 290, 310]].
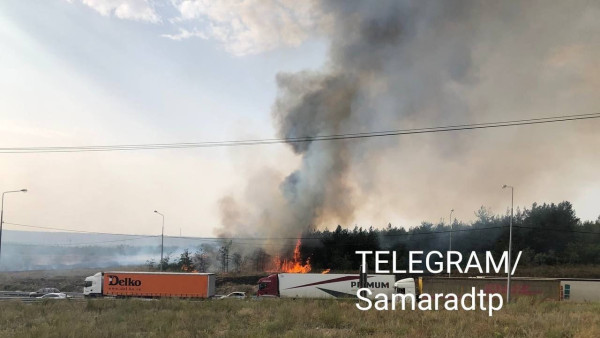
[[502, 184, 514, 303], [0, 189, 28, 264], [154, 210, 164, 271], [448, 209, 454, 278]]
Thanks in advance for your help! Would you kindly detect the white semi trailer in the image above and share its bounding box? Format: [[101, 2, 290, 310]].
[[257, 273, 404, 299]]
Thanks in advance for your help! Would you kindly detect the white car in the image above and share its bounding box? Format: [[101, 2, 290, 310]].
[[37, 293, 69, 299], [29, 288, 60, 297], [220, 292, 246, 299]]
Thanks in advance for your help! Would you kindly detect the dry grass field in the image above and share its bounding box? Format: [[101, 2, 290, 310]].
[[1, 266, 598, 337], [0, 297, 598, 337]]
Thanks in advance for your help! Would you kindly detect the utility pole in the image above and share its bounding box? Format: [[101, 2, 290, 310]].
[[448, 209, 454, 278], [502, 185, 514, 303], [219, 241, 232, 272], [154, 210, 165, 271], [0, 189, 27, 265]]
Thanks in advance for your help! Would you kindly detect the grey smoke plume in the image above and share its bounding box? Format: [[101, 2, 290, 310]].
[[217, 0, 600, 242]]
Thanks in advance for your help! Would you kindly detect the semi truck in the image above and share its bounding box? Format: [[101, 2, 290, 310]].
[[394, 277, 561, 301], [560, 279, 600, 302], [257, 273, 398, 299], [257, 273, 564, 301], [83, 271, 216, 298]]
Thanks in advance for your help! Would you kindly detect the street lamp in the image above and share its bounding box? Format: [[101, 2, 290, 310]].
[[448, 209, 454, 278], [502, 184, 514, 303], [0, 189, 28, 263], [154, 210, 165, 271]]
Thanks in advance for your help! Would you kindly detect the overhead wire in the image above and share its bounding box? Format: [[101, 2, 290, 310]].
[[3, 222, 148, 237], [4, 221, 599, 247], [0, 112, 598, 153]]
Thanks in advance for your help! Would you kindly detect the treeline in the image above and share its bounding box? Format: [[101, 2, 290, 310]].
[[299, 202, 600, 272], [149, 201, 600, 273]]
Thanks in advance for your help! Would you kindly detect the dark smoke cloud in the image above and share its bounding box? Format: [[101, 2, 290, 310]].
[[274, 72, 359, 227], [216, 0, 600, 243]]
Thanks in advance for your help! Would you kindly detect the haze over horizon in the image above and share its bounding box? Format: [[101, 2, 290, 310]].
[[1, 0, 599, 239]]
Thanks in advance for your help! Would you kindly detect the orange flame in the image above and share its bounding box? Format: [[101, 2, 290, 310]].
[[181, 265, 198, 273], [270, 239, 312, 273], [321, 269, 331, 274]]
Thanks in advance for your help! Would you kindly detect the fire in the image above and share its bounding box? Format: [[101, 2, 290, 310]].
[[321, 269, 331, 274], [270, 239, 312, 273], [181, 265, 198, 273]]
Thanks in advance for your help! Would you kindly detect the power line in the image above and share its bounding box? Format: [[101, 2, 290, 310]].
[[513, 225, 600, 234], [51, 235, 159, 246], [5, 221, 599, 247], [4, 221, 269, 240], [3, 220, 506, 241], [3, 222, 152, 237], [1, 112, 598, 154]]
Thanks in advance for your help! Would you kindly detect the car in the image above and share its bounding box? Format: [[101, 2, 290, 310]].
[[219, 292, 246, 299], [29, 288, 60, 298], [37, 293, 69, 299]]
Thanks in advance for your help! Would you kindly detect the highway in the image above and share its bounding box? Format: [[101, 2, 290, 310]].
[[0, 291, 85, 302]]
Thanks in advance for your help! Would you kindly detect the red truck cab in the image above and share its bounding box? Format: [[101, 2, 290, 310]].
[[257, 274, 279, 297]]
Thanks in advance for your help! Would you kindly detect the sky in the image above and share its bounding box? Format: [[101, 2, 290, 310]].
[[0, 0, 598, 239]]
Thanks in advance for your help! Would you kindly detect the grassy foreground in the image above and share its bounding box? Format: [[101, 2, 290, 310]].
[[1, 298, 599, 337]]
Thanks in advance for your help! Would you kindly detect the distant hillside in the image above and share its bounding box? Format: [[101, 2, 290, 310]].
[[0, 230, 210, 272]]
